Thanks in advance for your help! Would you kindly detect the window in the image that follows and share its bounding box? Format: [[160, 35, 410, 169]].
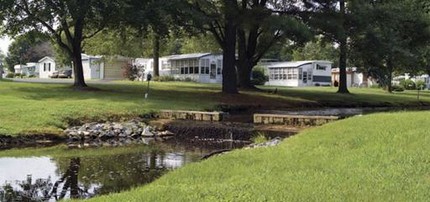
[[189, 66, 194, 74], [44, 63, 46, 71], [201, 66, 205, 74], [217, 68, 221, 75], [48, 63, 51, 72], [194, 67, 199, 74], [316, 64, 327, 71], [205, 67, 209, 74], [184, 67, 189, 74]]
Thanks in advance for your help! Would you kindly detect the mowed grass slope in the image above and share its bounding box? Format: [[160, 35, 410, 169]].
[[1, 80, 430, 136], [0, 81, 220, 136], [88, 111, 430, 201]]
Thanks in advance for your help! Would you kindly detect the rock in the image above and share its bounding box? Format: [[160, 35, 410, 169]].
[[157, 130, 175, 137], [141, 126, 154, 137]]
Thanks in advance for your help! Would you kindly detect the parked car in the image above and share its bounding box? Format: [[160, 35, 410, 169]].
[[58, 70, 73, 78], [49, 71, 59, 78]]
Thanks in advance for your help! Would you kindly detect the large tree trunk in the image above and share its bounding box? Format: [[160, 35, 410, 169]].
[[337, 0, 349, 94], [71, 42, 87, 88], [153, 33, 160, 77], [237, 29, 254, 89], [222, 14, 238, 94], [386, 58, 393, 93]]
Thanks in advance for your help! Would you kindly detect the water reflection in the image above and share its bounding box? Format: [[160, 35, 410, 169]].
[[0, 139, 245, 201]]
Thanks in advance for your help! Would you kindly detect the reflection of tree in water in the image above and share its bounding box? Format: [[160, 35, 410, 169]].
[[0, 175, 52, 201], [0, 158, 91, 201]]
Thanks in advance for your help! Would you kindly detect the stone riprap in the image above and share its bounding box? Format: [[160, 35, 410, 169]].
[[64, 119, 174, 146]]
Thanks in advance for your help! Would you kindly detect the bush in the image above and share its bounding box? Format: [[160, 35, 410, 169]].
[[6, 73, 14, 78], [152, 76, 176, 82], [251, 132, 269, 144], [251, 67, 268, 85], [184, 77, 195, 82], [416, 80, 426, 90], [14, 73, 21, 78], [400, 79, 416, 90], [392, 85, 405, 92], [28, 75, 36, 78], [122, 63, 140, 81]]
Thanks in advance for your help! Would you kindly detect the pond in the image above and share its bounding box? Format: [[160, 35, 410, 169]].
[[0, 138, 247, 201]]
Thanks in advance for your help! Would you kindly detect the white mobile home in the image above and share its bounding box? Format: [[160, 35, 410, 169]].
[[266, 60, 332, 87], [136, 53, 223, 83], [82, 54, 103, 79], [38, 56, 57, 78]]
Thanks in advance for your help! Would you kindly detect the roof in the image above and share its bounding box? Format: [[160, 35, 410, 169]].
[[166, 53, 212, 60], [268, 60, 332, 68], [81, 54, 102, 60], [38, 56, 55, 63]]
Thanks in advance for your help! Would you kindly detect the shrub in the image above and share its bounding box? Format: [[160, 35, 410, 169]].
[[400, 79, 416, 90], [251, 132, 269, 144], [184, 77, 195, 82], [392, 85, 405, 92], [152, 76, 176, 82], [121, 63, 140, 81], [251, 67, 268, 85], [14, 73, 21, 78], [28, 75, 36, 78], [416, 80, 426, 90], [6, 73, 14, 78]]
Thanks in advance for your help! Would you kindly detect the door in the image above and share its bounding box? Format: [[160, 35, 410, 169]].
[[303, 71, 308, 84], [210, 63, 216, 80]]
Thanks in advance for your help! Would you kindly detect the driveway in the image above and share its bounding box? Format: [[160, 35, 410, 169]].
[[3, 78, 118, 84]]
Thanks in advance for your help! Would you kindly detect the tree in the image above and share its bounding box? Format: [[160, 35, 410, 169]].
[[4, 31, 54, 72], [187, 0, 240, 94], [236, 0, 311, 89], [124, 0, 183, 77], [0, 0, 122, 88], [302, 0, 353, 94], [350, 0, 430, 92], [292, 38, 339, 67]]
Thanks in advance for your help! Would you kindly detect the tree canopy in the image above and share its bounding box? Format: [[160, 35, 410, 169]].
[[0, 0, 123, 88]]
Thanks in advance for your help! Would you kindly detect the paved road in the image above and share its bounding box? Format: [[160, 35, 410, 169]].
[[2, 78, 118, 84]]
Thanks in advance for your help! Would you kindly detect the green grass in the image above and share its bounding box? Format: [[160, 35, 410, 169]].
[[1, 80, 430, 136], [87, 111, 430, 201]]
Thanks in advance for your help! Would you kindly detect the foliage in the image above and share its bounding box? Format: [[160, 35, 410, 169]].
[[87, 111, 430, 201], [235, 0, 312, 88], [250, 132, 268, 144], [400, 79, 416, 90], [292, 38, 339, 67], [5, 73, 14, 78], [4, 31, 53, 72], [350, 0, 430, 92], [152, 76, 176, 82], [0, 0, 124, 87], [122, 63, 140, 81], [416, 80, 426, 90], [391, 85, 405, 92], [250, 67, 268, 85]]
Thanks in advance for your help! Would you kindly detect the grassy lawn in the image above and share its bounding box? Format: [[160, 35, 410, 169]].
[[87, 111, 430, 201], [1, 79, 430, 136]]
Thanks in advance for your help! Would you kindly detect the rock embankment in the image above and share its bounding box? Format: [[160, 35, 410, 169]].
[[64, 119, 174, 147]]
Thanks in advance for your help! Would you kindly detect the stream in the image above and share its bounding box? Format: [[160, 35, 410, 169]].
[[0, 138, 247, 201]]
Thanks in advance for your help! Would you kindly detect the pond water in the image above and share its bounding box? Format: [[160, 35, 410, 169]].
[[0, 138, 247, 201]]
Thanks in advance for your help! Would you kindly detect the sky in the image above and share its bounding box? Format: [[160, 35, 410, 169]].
[[0, 36, 12, 54]]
